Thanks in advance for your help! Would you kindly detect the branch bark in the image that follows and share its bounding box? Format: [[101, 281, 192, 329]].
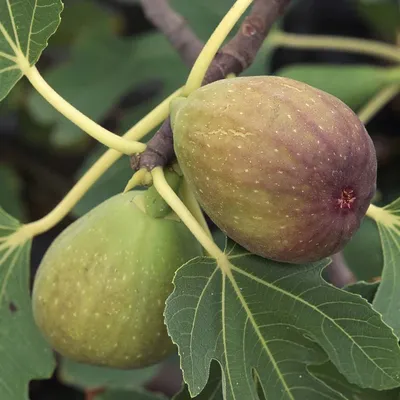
[[132, 0, 292, 171], [203, 0, 290, 84]]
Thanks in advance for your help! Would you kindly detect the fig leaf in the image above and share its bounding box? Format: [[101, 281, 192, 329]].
[[0, 208, 55, 399], [173, 361, 223, 400], [344, 281, 379, 304], [165, 241, 400, 399], [371, 197, 400, 337], [309, 361, 400, 400], [0, 0, 63, 102]]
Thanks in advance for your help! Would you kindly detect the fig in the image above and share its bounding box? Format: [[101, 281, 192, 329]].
[[32, 190, 202, 369], [171, 76, 377, 263]]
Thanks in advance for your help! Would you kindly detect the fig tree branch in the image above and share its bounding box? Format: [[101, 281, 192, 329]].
[[132, 0, 291, 171], [139, 0, 203, 67], [203, 0, 290, 84]]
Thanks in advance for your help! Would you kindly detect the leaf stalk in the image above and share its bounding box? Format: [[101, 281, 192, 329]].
[[24, 66, 146, 155]]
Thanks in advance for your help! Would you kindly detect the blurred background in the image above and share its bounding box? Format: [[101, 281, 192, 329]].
[[0, 0, 399, 398]]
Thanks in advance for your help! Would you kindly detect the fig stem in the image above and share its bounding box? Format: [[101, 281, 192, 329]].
[[358, 84, 400, 125], [123, 168, 152, 193], [269, 31, 400, 63], [152, 167, 226, 264], [143, 168, 183, 218], [24, 66, 147, 155], [8, 88, 183, 240], [184, 0, 253, 96], [180, 178, 213, 241], [386, 67, 400, 84]]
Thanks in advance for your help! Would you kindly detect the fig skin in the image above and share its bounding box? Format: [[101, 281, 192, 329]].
[[32, 192, 202, 369], [171, 76, 377, 263]]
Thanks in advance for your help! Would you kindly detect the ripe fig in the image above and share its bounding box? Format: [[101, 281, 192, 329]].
[[171, 76, 377, 263], [32, 191, 202, 369]]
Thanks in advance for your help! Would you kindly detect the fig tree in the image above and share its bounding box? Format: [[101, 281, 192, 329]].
[[171, 76, 377, 263], [32, 188, 202, 369]]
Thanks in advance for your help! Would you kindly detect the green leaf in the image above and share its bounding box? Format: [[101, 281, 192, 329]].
[[309, 361, 400, 400], [0, 165, 25, 220], [0, 208, 55, 399], [0, 0, 63, 101], [344, 281, 379, 304], [27, 31, 187, 149], [59, 357, 161, 391], [97, 389, 167, 400], [276, 64, 392, 110], [372, 198, 400, 337], [165, 242, 400, 399], [343, 217, 383, 281], [173, 361, 223, 400]]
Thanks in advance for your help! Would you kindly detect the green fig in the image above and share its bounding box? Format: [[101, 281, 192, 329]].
[[32, 190, 202, 369], [171, 76, 377, 264]]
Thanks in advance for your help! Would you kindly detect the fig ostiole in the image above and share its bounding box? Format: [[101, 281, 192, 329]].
[[32, 189, 202, 369], [171, 76, 377, 263]]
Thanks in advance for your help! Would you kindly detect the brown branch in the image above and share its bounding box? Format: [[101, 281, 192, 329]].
[[139, 0, 203, 67], [325, 252, 357, 288], [203, 0, 291, 84], [131, 0, 292, 171], [130, 117, 174, 171]]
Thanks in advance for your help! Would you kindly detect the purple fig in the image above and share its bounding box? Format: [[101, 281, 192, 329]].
[[171, 76, 377, 263]]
